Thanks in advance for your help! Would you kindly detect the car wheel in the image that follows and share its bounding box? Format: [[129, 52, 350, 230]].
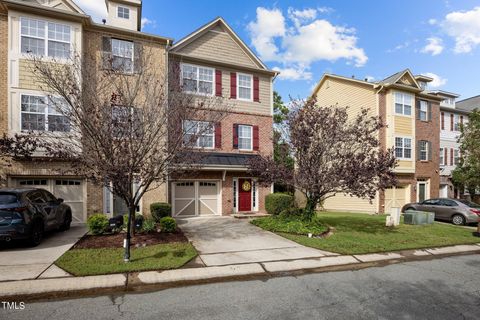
[[29, 221, 44, 247], [60, 212, 72, 231], [452, 214, 466, 226]]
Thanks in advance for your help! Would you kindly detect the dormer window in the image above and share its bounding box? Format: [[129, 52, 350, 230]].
[[418, 81, 427, 90], [117, 6, 130, 19]]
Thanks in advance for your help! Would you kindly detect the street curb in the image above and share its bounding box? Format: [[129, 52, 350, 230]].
[[1, 244, 479, 302]]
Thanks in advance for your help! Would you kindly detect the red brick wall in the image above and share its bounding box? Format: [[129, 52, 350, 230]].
[[415, 100, 440, 199], [208, 111, 273, 156], [0, 13, 7, 135]]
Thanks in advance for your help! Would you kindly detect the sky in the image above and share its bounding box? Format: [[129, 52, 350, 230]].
[[76, 0, 480, 102]]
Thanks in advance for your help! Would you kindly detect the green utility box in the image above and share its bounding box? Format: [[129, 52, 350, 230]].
[[404, 210, 435, 225]]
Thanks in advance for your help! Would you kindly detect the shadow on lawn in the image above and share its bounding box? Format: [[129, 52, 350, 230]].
[[133, 249, 187, 262], [316, 213, 399, 235]]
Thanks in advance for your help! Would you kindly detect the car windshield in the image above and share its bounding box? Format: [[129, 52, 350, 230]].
[[0, 193, 18, 204], [457, 199, 480, 208]]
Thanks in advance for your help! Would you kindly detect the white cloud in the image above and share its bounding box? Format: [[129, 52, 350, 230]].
[[141, 17, 156, 29], [421, 37, 444, 55], [74, 0, 107, 22], [423, 72, 447, 88], [247, 7, 367, 81], [442, 6, 480, 53], [428, 18, 437, 25], [273, 65, 312, 80], [247, 7, 286, 61], [365, 75, 375, 82]]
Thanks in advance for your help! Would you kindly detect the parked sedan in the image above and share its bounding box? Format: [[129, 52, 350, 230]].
[[0, 188, 72, 246], [402, 198, 480, 226]]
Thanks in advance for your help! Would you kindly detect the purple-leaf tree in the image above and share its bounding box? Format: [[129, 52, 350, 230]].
[[0, 133, 38, 184], [249, 98, 397, 221]]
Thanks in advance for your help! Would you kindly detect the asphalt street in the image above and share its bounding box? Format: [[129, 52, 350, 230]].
[[2, 254, 479, 320]]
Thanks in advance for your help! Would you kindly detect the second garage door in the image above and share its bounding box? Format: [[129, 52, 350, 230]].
[[384, 185, 411, 214], [172, 181, 219, 217]]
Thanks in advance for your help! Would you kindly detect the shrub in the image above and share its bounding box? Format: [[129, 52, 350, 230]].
[[159, 216, 176, 233], [251, 216, 327, 235], [265, 193, 294, 215], [87, 214, 109, 235], [279, 207, 304, 220], [142, 218, 156, 233], [150, 202, 172, 222]]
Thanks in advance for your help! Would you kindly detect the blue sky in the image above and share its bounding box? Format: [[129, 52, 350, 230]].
[[78, 0, 480, 102]]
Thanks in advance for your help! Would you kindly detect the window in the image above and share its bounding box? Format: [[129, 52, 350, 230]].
[[394, 137, 412, 159], [238, 125, 253, 150], [117, 6, 130, 19], [183, 120, 214, 148], [418, 81, 427, 90], [181, 64, 214, 95], [440, 199, 457, 207], [55, 180, 80, 185], [111, 106, 141, 138], [19, 179, 47, 185], [394, 92, 412, 116], [20, 17, 71, 59], [440, 148, 445, 166], [453, 114, 461, 131], [419, 100, 428, 121], [422, 199, 440, 205], [237, 73, 252, 100], [419, 141, 428, 161], [444, 97, 455, 105], [21, 95, 70, 132], [111, 39, 133, 73], [454, 149, 460, 165]]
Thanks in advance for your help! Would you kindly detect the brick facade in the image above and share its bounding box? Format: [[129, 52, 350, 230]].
[[415, 100, 440, 199], [0, 12, 7, 135]]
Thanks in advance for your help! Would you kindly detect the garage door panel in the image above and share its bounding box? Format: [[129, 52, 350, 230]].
[[199, 199, 216, 215], [175, 199, 196, 216]]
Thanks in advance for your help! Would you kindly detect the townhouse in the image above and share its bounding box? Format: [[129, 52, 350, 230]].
[[1, 0, 169, 222], [428, 90, 467, 198], [168, 18, 277, 217], [311, 69, 443, 214], [0, 0, 275, 221]]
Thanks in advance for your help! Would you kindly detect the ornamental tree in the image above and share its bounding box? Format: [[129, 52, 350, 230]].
[[452, 109, 480, 197], [249, 98, 397, 220]]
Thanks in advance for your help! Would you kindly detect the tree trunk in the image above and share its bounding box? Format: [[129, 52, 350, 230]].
[[129, 204, 136, 238], [303, 196, 318, 221]]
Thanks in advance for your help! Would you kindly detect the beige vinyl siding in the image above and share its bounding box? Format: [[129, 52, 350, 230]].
[[323, 193, 377, 214], [394, 116, 412, 135], [386, 90, 415, 173], [315, 78, 377, 117], [177, 29, 258, 69]]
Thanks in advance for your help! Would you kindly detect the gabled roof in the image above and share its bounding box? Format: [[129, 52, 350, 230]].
[[170, 17, 272, 72], [414, 74, 434, 82], [379, 69, 421, 89]]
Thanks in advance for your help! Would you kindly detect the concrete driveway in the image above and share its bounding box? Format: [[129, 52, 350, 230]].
[[0, 224, 86, 281], [177, 216, 336, 266]]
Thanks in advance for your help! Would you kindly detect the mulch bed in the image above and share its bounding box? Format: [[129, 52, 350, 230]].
[[73, 229, 189, 249]]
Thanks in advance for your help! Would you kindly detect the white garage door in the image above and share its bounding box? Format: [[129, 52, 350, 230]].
[[14, 178, 85, 223], [173, 181, 219, 217], [385, 185, 410, 214]]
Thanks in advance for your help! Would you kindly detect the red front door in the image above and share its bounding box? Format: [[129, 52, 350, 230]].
[[238, 179, 252, 211]]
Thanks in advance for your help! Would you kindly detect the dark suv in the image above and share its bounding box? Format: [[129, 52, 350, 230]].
[[0, 188, 72, 246]]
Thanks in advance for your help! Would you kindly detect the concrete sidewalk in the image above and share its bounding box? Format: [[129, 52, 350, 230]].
[[1, 243, 479, 301], [177, 216, 337, 266]]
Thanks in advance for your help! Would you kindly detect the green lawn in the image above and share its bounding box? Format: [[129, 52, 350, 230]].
[[56, 242, 197, 276], [252, 212, 479, 255]]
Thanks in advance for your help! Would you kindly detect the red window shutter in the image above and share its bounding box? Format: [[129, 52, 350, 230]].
[[460, 115, 463, 126], [215, 70, 222, 97], [444, 148, 448, 166], [233, 124, 238, 149], [441, 112, 444, 130], [230, 72, 237, 99], [253, 125, 259, 150], [450, 114, 454, 131], [450, 148, 454, 165], [214, 122, 221, 149], [253, 76, 260, 102]]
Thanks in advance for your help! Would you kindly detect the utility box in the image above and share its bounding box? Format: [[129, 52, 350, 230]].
[[404, 210, 435, 225]]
